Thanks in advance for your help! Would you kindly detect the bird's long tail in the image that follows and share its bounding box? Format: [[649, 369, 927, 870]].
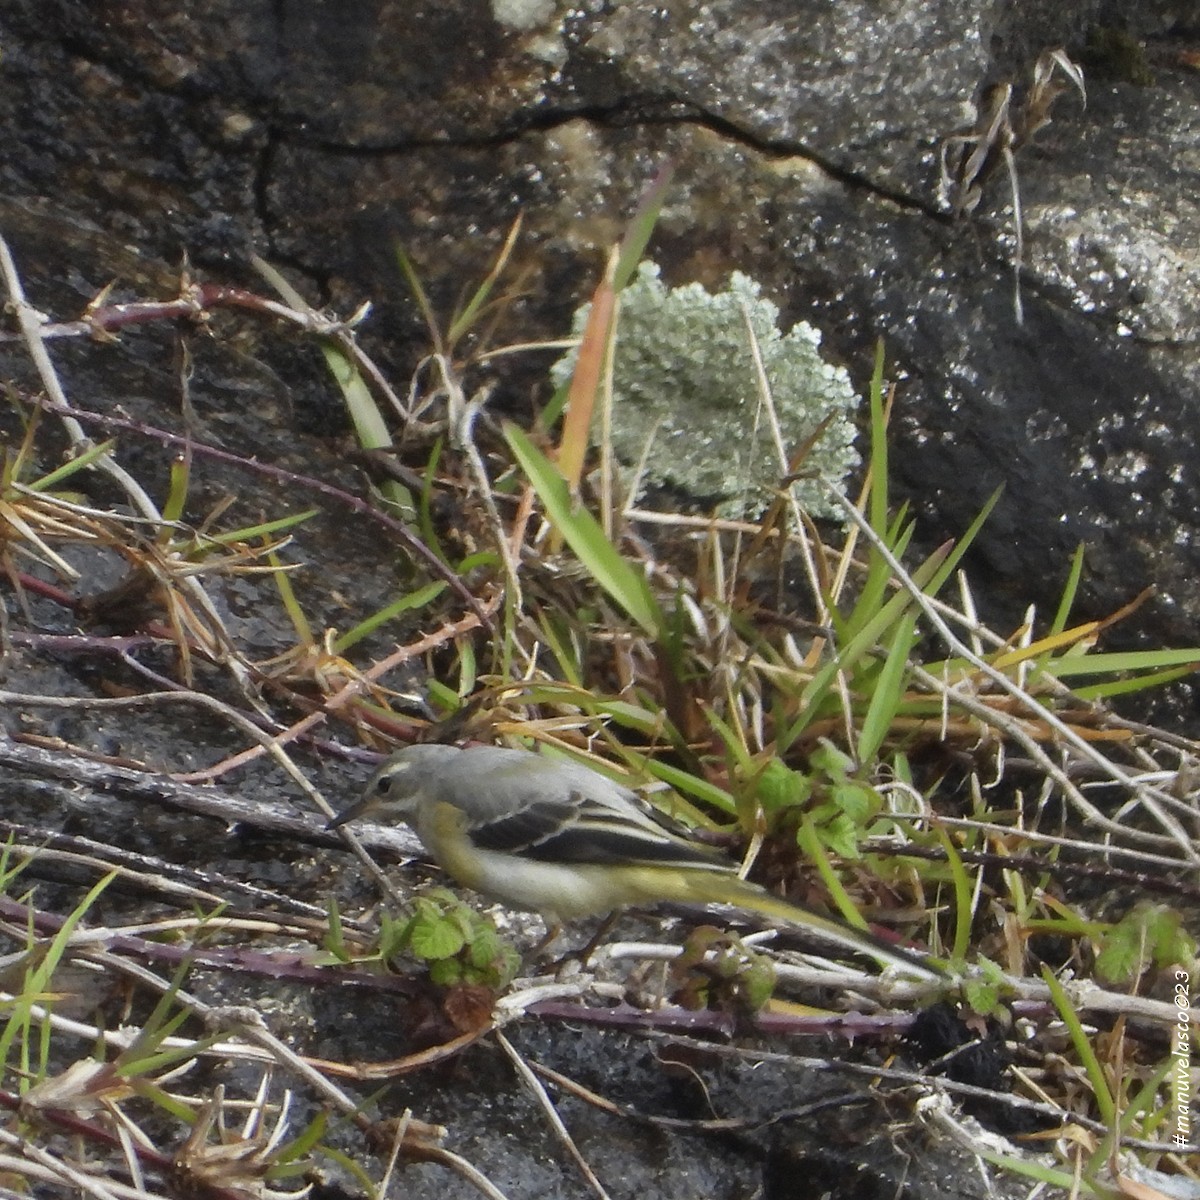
[[679, 872, 943, 978]]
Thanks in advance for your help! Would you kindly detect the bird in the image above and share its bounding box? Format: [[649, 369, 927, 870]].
[[327, 742, 941, 977]]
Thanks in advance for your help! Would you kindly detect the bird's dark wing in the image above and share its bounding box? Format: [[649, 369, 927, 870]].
[[468, 790, 728, 870], [467, 798, 577, 855]]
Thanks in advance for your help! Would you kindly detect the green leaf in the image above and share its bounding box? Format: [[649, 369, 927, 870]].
[[429, 958, 463, 986], [742, 954, 777, 1011], [408, 906, 467, 961], [830, 780, 875, 825], [468, 925, 502, 969], [820, 813, 862, 860], [809, 739, 854, 780], [1095, 904, 1197, 984], [961, 959, 1007, 1017], [1094, 923, 1145, 986], [755, 759, 811, 816], [962, 977, 1001, 1016]]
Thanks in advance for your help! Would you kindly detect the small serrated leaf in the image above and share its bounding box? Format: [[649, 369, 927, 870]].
[[429, 958, 463, 986], [756, 759, 810, 815], [468, 926, 501, 969], [821, 813, 863, 861], [409, 913, 466, 962], [743, 957, 777, 1011], [963, 977, 1001, 1016], [831, 780, 876, 824]]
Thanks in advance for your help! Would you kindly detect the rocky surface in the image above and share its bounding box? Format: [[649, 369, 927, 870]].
[[3, 2, 1198, 650]]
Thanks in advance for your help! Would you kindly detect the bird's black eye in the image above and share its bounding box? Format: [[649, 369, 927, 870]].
[[377, 775, 392, 795]]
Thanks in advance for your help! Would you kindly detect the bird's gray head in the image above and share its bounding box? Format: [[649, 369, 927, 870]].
[[326, 743, 463, 830]]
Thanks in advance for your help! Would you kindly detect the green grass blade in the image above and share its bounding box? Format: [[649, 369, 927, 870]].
[[334, 580, 448, 652], [271, 1110, 328, 1168], [504, 423, 661, 636], [920, 486, 1003, 595], [162, 455, 190, 526], [23, 439, 118, 492], [447, 215, 522, 347], [536, 375, 574, 434], [1040, 964, 1117, 1125], [796, 817, 869, 931], [267, 549, 314, 647], [1048, 544, 1086, 637], [319, 341, 413, 517], [1042, 647, 1200, 677], [1073, 666, 1198, 700], [418, 437, 446, 560], [1085, 1055, 1175, 1176], [784, 542, 952, 745], [533, 611, 584, 688], [856, 611, 918, 764], [203, 509, 318, 545], [934, 825, 974, 963], [0, 872, 116, 1075], [640, 758, 737, 819], [394, 243, 443, 354], [320, 342, 389, 452], [837, 520, 916, 644], [613, 163, 674, 292], [867, 341, 889, 537]]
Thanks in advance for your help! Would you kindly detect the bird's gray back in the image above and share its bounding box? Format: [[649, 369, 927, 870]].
[[426, 746, 639, 823]]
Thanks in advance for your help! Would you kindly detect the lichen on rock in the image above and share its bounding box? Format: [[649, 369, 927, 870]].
[[552, 262, 860, 517]]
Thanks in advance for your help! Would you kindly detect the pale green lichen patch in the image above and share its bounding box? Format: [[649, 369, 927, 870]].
[[552, 262, 859, 517], [491, 0, 557, 32]]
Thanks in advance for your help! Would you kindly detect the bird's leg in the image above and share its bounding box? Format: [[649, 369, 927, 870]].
[[526, 920, 564, 963], [544, 910, 621, 971], [523, 912, 622, 973], [574, 911, 621, 965]]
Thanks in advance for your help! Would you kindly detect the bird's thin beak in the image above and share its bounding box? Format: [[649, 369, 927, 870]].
[[325, 794, 376, 831]]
